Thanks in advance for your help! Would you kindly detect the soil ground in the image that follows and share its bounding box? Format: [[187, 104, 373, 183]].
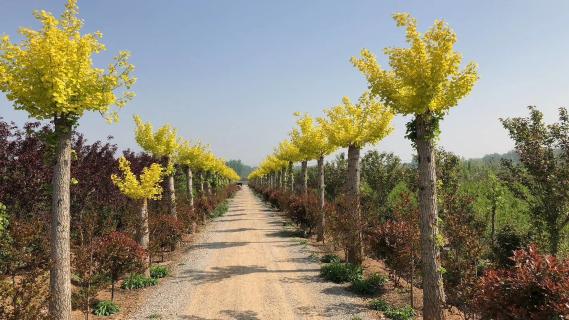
[[126, 186, 373, 319]]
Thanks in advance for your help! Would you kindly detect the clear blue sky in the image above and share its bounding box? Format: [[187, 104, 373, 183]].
[[1, 0, 568, 165]]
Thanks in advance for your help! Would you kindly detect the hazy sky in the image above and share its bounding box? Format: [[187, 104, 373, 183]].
[[1, 0, 568, 165]]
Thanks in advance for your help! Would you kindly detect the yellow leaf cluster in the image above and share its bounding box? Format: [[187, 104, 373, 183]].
[[248, 154, 287, 180], [177, 139, 240, 181], [0, 0, 135, 122], [134, 115, 180, 162], [319, 91, 394, 148], [351, 13, 479, 116], [274, 139, 301, 163], [290, 113, 336, 160], [111, 156, 164, 200]]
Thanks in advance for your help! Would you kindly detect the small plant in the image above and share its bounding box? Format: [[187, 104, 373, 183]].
[[150, 265, 169, 279], [350, 273, 387, 295], [320, 261, 362, 283], [93, 300, 119, 316], [147, 313, 162, 319], [369, 299, 389, 311], [210, 200, 229, 218], [320, 254, 341, 263], [383, 305, 416, 320], [121, 273, 158, 290]]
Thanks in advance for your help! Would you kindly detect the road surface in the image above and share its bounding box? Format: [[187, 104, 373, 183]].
[[129, 186, 370, 320]]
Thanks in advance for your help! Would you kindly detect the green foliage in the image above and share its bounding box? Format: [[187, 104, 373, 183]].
[[120, 273, 158, 290], [368, 299, 415, 320], [369, 299, 390, 311], [350, 273, 387, 295], [93, 300, 119, 317], [320, 261, 362, 283], [383, 305, 416, 320], [0, 203, 7, 235], [150, 265, 169, 279], [210, 200, 229, 218], [500, 107, 569, 254], [320, 254, 341, 263]]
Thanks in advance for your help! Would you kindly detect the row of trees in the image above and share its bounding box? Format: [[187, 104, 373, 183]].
[[0, 1, 239, 318], [251, 109, 569, 319], [249, 12, 478, 319]]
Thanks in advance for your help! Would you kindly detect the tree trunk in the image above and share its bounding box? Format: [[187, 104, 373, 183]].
[[139, 198, 150, 277], [199, 171, 205, 194], [288, 161, 294, 192], [301, 160, 308, 196], [186, 166, 194, 210], [416, 113, 446, 320], [168, 166, 177, 218], [205, 180, 212, 196], [346, 144, 363, 265], [186, 166, 194, 208], [316, 156, 326, 242], [49, 117, 73, 320]]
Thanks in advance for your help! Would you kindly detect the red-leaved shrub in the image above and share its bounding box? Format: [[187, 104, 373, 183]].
[[94, 232, 146, 300], [474, 244, 569, 319], [149, 215, 184, 261]]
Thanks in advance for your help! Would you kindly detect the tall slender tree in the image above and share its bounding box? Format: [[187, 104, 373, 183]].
[[111, 156, 163, 275], [0, 1, 135, 318], [319, 91, 394, 264], [352, 12, 478, 319], [275, 140, 301, 193], [177, 140, 207, 209], [133, 116, 180, 218], [290, 113, 337, 241]]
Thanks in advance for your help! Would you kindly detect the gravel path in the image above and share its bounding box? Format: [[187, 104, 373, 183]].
[[128, 186, 371, 320]]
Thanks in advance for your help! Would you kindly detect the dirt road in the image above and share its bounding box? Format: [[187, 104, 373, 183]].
[[129, 186, 370, 320]]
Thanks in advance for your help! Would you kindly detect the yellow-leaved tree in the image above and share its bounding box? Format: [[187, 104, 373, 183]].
[[111, 156, 163, 274], [290, 113, 337, 241], [351, 13, 479, 320], [319, 91, 394, 264], [134, 115, 180, 218], [275, 139, 301, 192], [177, 140, 207, 209], [0, 1, 135, 317]]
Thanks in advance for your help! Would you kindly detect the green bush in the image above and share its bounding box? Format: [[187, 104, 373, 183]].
[[120, 273, 158, 290], [210, 201, 229, 218], [369, 299, 389, 311], [320, 261, 362, 283], [150, 265, 169, 279], [383, 305, 416, 320], [320, 254, 341, 263], [350, 273, 387, 295], [93, 300, 119, 316]]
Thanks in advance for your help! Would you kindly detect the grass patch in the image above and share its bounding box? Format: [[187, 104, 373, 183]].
[[121, 273, 158, 290], [320, 261, 362, 283], [350, 273, 387, 295], [383, 305, 416, 320], [210, 200, 229, 218], [368, 300, 416, 320], [150, 265, 169, 279], [369, 299, 390, 311], [320, 254, 341, 263], [93, 300, 119, 316]]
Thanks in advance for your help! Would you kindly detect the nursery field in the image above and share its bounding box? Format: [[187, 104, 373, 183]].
[[1, 1, 568, 320]]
